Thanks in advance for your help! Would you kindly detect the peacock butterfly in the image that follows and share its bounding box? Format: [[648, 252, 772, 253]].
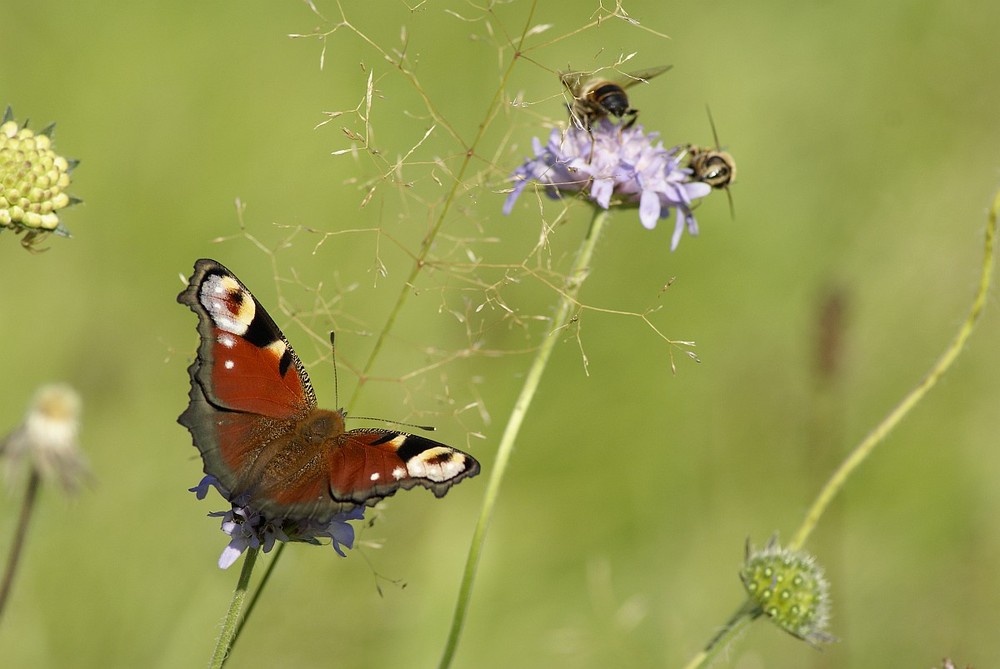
[[177, 258, 480, 524]]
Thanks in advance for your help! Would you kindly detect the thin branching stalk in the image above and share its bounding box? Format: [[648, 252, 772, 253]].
[[229, 4, 542, 655], [348, 0, 539, 408], [211, 547, 258, 669], [438, 207, 612, 669], [0, 469, 41, 623], [682, 186, 1000, 668]]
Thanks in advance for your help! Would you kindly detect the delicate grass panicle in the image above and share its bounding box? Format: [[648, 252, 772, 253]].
[[196, 2, 756, 667], [202, 3, 734, 667]]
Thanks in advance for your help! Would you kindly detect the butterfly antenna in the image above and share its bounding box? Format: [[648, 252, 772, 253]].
[[329, 332, 434, 432], [329, 331, 340, 408], [350, 416, 437, 433]]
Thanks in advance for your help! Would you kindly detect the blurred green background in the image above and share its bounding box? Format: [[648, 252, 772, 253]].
[[2, 1, 1000, 667]]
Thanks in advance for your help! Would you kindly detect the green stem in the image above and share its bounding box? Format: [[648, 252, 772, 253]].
[[222, 542, 285, 663], [210, 547, 259, 669], [0, 469, 41, 624], [789, 188, 998, 550], [682, 186, 1000, 669], [680, 599, 761, 669], [437, 208, 611, 669]]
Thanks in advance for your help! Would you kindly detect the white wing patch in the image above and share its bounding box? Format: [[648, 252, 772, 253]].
[[265, 339, 287, 360], [200, 274, 255, 336], [406, 446, 468, 482]]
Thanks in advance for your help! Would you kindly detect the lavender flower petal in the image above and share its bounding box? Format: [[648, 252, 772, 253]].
[[504, 119, 715, 250], [191, 479, 366, 569]]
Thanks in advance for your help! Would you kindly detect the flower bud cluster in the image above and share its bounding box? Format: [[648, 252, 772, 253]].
[[0, 107, 78, 248]]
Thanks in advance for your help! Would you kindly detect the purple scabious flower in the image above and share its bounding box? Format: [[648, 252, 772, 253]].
[[190, 475, 364, 569], [504, 119, 712, 250]]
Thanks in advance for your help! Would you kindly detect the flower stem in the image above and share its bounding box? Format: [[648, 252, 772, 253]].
[[210, 547, 259, 669], [0, 469, 41, 624], [682, 186, 1000, 668], [224, 542, 286, 660], [437, 208, 611, 669], [680, 598, 761, 669], [789, 188, 998, 550]]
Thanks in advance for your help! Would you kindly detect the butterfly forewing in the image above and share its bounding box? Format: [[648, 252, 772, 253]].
[[178, 259, 316, 418]]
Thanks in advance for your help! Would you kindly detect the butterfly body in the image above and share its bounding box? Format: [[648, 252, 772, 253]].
[[178, 259, 479, 524]]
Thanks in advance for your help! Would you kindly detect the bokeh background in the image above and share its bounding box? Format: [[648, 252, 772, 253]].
[[2, 1, 1000, 667]]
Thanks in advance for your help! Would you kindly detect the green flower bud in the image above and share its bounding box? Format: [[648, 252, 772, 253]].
[[0, 107, 79, 250], [740, 537, 835, 646]]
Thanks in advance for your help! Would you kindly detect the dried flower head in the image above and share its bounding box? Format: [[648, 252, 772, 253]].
[[503, 119, 713, 250], [0, 383, 88, 495], [940, 659, 974, 669], [0, 107, 80, 250], [740, 537, 835, 646], [190, 476, 364, 569]]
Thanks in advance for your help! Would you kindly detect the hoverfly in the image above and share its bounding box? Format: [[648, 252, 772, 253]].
[[560, 65, 672, 130], [685, 107, 736, 215]]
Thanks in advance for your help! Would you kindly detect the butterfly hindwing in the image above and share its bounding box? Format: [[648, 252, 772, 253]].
[[245, 424, 482, 520], [330, 429, 481, 504]]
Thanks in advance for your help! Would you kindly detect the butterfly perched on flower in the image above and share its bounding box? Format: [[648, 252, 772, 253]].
[[177, 258, 480, 526]]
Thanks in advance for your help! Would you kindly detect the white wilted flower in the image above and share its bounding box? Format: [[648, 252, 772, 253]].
[[0, 383, 88, 495]]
